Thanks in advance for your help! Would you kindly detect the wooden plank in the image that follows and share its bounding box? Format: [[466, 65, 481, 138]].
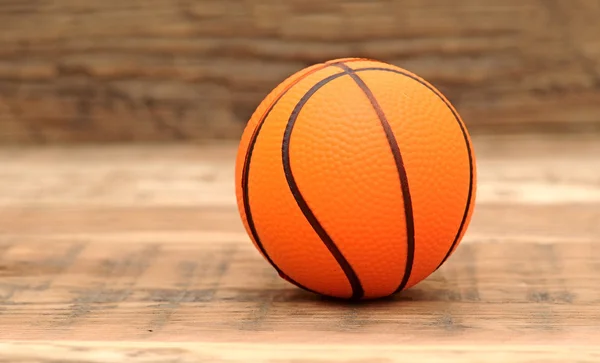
[[1, 237, 599, 342], [0, 134, 599, 362], [1, 1, 600, 143], [0, 341, 598, 363]]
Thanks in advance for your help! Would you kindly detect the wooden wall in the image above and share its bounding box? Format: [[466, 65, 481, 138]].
[[1, 0, 599, 143]]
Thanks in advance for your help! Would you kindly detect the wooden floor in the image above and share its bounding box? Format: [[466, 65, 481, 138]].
[[1, 134, 599, 362]]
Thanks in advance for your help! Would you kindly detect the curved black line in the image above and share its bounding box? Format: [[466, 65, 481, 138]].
[[282, 71, 365, 300], [240, 67, 333, 295], [352, 66, 475, 273], [334, 63, 416, 294]]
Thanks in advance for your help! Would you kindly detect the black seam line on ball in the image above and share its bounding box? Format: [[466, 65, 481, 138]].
[[352, 66, 475, 272], [334, 63, 416, 294], [241, 65, 334, 295], [282, 70, 365, 301]]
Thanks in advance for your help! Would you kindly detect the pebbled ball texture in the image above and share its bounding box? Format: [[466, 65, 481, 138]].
[[235, 58, 477, 300]]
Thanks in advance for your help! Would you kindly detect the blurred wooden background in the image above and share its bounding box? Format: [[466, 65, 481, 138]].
[[1, 0, 600, 144]]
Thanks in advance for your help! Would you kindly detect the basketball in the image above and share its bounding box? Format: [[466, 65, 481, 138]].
[[234, 57, 477, 300]]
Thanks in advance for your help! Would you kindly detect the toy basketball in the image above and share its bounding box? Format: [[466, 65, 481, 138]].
[[234, 57, 477, 300]]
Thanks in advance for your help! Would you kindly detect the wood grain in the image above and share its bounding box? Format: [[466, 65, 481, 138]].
[[0, 134, 599, 362], [1, 0, 600, 143], [1, 342, 599, 363]]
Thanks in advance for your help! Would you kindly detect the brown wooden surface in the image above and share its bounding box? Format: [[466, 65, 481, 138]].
[[2, 0, 600, 143], [1, 134, 600, 362]]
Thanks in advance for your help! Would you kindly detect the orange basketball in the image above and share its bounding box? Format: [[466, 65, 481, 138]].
[[234, 57, 477, 300]]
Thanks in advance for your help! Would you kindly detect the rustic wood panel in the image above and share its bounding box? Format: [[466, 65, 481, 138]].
[[0, 134, 599, 361], [0, 0, 600, 143]]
